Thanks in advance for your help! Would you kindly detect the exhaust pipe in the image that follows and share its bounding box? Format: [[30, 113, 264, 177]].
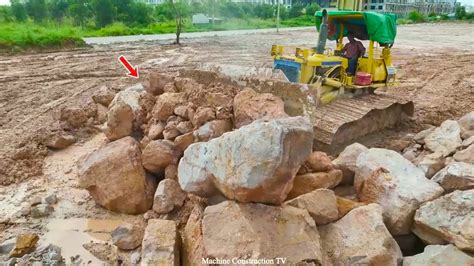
[[316, 9, 328, 54]]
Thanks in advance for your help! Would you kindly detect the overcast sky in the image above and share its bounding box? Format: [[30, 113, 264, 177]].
[[0, 0, 472, 6]]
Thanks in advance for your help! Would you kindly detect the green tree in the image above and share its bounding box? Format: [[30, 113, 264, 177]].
[[125, 1, 153, 26], [0, 6, 14, 23], [93, 0, 115, 27], [455, 6, 466, 19], [111, 0, 132, 21], [50, 0, 69, 22], [155, 3, 174, 22], [25, 0, 48, 22], [305, 3, 320, 16], [69, 0, 91, 28], [289, 4, 304, 18], [254, 4, 274, 19], [166, 0, 190, 44], [10, 0, 28, 22]]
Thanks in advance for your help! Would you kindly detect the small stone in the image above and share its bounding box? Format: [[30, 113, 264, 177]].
[[174, 132, 195, 152], [0, 238, 16, 255], [9, 233, 39, 257], [144, 73, 174, 96], [92, 85, 116, 106], [176, 121, 193, 134], [285, 188, 338, 225], [458, 111, 474, 132], [174, 104, 194, 120], [461, 136, 474, 147], [41, 244, 63, 266], [413, 126, 435, 144], [165, 164, 178, 180], [103, 102, 134, 141], [142, 140, 182, 175], [111, 223, 144, 250], [30, 196, 42, 207], [45, 133, 76, 149], [44, 194, 58, 205], [431, 162, 474, 192], [194, 120, 232, 142], [336, 196, 366, 218], [130, 252, 141, 265], [333, 142, 368, 185], [152, 179, 186, 214], [287, 169, 343, 199], [416, 152, 446, 178], [31, 204, 53, 218], [453, 144, 474, 164], [147, 121, 165, 140], [152, 93, 182, 121], [192, 107, 215, 128], [305, 151, 334, 172]]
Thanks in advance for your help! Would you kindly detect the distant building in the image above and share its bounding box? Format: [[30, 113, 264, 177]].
[[143, 0, 292, 8], [362, 0, 457, 16]]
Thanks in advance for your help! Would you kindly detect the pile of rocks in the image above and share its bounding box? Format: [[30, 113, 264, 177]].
[[13, 71, 472, 265]]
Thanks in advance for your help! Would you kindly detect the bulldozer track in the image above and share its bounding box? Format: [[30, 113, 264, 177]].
[[313, 94, 414, 149]]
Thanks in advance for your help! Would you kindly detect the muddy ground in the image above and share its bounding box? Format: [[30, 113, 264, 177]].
[[0, 23, 473, 261]]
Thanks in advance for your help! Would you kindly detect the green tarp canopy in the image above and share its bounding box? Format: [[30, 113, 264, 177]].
[[315, 10, 397, 45]]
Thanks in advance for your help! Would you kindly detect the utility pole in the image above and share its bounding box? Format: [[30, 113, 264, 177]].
[[276, 0, 280, 33]]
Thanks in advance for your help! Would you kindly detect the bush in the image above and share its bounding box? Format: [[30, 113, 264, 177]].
[[305, 3, 320, 17], [408, 11, 426, 23], [289, 4, 304, 18]]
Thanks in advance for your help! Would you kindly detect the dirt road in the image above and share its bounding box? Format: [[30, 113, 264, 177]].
[[0, 23, 473, 187]]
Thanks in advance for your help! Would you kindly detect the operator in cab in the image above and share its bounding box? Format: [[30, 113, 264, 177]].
[[342, 32, 365, 76]]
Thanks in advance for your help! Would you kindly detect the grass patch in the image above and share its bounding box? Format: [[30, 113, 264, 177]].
[[0, 22, 86, 52]]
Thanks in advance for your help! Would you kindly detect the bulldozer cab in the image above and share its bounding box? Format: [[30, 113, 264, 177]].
[[272, 10, 398, 89]]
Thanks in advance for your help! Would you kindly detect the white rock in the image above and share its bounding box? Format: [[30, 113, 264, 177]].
[[453, 144, 474, 164], [403, 244, 474, 266], [458, 111, 474, 132], [424, 120, 462, 157], [431, 162, 474, 192], [333, 142, 368, 184], [355, 148, 444, 235], [413, 189, 474, 251]]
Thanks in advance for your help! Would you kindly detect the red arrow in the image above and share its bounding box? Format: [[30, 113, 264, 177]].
[[118, 55, 139, 78]]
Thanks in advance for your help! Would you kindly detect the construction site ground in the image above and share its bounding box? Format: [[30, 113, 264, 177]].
[[0, 22, 473, 261]]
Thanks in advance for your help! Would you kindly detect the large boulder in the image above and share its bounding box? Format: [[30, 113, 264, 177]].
[[453, 144, 474, 164], [142, 140, 181, 174], [333, 142, 368, 184], [319, 204, 403, 265], [287, 169, 342, 199], [78, 137, 157, 214], [355, 148, 444, 235], [285, 188, 338, 225], [103, 102, 134, 141], [403, 244, 473, 266], [178, 117, 313, 204], [141, 219, 180, 265], [233, 88, 288, 128], [152, 179, 186, 214], [431, 162, 474, 192], [202, 201, 323, 264], [413, 189, 474, 251], [424, 120, 462, 157]]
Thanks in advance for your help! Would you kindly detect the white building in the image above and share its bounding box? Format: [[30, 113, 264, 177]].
[[143, 0, 292, 8]]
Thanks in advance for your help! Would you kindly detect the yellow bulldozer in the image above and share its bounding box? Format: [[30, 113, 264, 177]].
[[198, 9, 413, 152]]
